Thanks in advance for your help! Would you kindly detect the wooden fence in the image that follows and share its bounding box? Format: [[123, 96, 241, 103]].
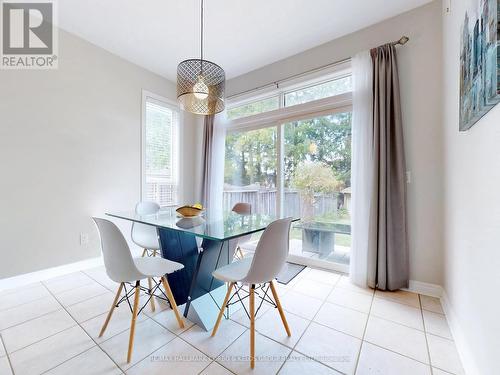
[[223, 188, 339, 217]]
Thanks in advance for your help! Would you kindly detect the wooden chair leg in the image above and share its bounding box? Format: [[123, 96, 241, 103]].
[[270, 280, 291, 336], [141, 248, 147, 257], [211, 282, 235, 337], [152, 249, 157, 257], [127, 281, 141, 363], [99, 282, 124, 337], [147, 277, 156, 312], [250, 284, 255, 369], [161, 276, 185, 329]]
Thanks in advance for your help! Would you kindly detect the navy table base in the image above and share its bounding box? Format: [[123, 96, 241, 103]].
[[157, 227, 238, 331]]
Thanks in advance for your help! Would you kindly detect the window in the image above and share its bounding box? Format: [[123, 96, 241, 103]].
[[284, 76, 352, 107], [142, 92, 180, 207], [223, 67, 352, 269], [227, 96, 279, 120], [284, 113, 352, 265], [226, 73, 352, 121], [224, 127, 277, 215]]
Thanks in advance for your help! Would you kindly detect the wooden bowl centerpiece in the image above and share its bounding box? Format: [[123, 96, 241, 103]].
[[176, 204, 203, 218]]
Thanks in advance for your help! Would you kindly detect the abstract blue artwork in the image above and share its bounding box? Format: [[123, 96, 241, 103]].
[[460, 0, 500, 131]]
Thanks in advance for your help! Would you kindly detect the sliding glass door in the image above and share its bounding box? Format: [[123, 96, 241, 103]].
[[224, 127, 277, 216], [223, 111, 352, 269], [284, 113, 352, 266]]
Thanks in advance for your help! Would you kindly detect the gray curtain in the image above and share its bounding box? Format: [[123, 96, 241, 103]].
[[368, 44, 409, 291], [201, 114, 215, 210]]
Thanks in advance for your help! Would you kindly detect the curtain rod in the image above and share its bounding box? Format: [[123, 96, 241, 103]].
[[227, 35, 409, 100]]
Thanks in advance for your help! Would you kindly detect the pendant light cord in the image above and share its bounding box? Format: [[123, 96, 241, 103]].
[[200, 0, 204, 62]]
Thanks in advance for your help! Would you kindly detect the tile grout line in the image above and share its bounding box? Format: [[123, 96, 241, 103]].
[[420, 294, 435, 375], [0, 333, 16, 375], [92, 297, 187, 373], [353, 340, 438, 368], [94, 271, 242, 374], [211, 282, 310, 374], [117, 289, 243, 374], [185, 327, 243, 375], [41, 273, 96, 294], [81, 269, 121, 293], [49, 285, 111, 309], [197, 285, 273, 374], [352, 284, 375, 375], [39, 345, 106, 375], [274, 274, 352, 375], [4, 267, 453, 374], [124, 320, 244, 375], [289, 282, 455, 373], [0, 305, 65, 332], [37, 281, 125, 374], [223, 288, 296, 374], [4, 319, 79, 357], [0, 291, 51, 314], [284, 291, 437, 368]]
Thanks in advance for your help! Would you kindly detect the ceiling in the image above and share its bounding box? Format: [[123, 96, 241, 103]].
[[57, 0, 432, 81]]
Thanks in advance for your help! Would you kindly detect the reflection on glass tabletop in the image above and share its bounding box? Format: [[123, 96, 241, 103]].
[[106, 206, 299, 241]]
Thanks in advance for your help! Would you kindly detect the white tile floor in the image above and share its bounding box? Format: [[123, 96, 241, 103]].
[[0, 267, 464, 375]]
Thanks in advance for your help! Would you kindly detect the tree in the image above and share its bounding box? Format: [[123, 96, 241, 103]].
[[291, 161, 342, 220], [224, 113, 352, 191], [284, 113, 352, 188], [224, 127, 276, 187]]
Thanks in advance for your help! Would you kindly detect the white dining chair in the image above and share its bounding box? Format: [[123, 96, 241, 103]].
[[211, 217, 293, 369], [232, 202, 252, 260], [132, 201, 161, 257], [93, 217, 185, 363], [131, 201, 161, 311]]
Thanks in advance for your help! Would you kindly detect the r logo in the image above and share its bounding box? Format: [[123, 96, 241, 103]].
[[2, 2, 53, 55]]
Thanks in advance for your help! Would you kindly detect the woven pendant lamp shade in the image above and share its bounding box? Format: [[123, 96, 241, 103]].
[[177, 58, 225, 115]]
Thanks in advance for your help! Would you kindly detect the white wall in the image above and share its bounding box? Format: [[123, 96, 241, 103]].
[[442, 0, 500, 373], [228, 1, 444, 286], [0, 29, 201, 278]]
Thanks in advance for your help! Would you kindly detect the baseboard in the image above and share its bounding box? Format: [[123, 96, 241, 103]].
[[405, 279, 443, 297], [441, 289, 480, 375], [0, 256, 103, 292]]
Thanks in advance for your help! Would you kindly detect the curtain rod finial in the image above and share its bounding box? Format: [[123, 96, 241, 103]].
[[398, 36, 409, 45]]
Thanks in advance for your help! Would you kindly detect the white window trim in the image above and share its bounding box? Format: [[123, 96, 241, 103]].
[[223, 66, 354, 270], [227, 92, 352, 132], [227, 60, 351, 108], [224, 91, 353, 215], [141, 90, 183, 206]]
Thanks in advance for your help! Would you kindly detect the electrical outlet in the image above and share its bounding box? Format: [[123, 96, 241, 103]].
[[80, 232, 89, 246], [406, 171, 412, 184]]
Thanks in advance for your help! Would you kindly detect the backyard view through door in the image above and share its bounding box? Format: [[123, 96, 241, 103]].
[[224, 112, 352, 267]]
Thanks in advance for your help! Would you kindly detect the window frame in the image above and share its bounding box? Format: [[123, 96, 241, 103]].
[[223, 64, 353, 272], [283, 73, 352, 107], [226, 60, 351, 124], [224, 64, 353, 218], [226, 94, 281, 121], [141, 90, 183, 207]]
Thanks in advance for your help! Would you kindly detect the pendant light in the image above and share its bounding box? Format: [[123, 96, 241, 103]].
[[177, 0, 225, 115]]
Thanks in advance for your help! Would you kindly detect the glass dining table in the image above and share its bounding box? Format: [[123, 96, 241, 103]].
[[106, 207, 295, 331]]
